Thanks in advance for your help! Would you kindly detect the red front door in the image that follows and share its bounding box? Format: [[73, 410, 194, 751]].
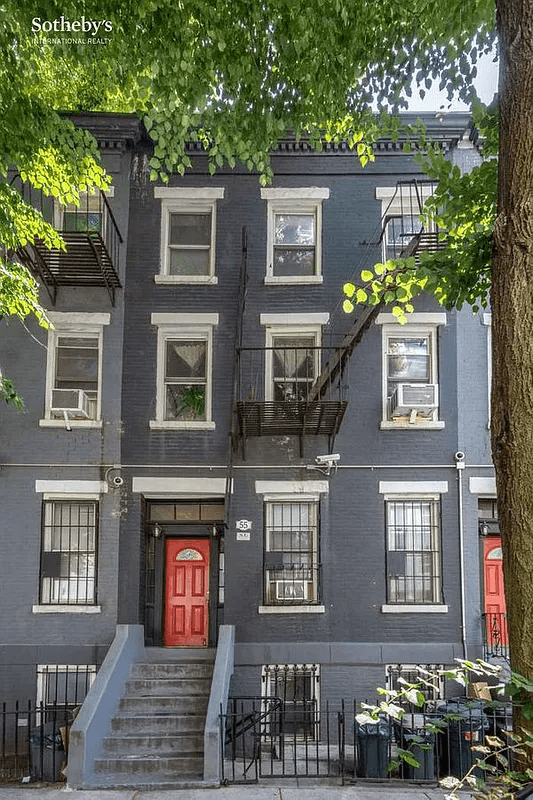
[[483, 536, 508, 646], [164, 538, 210, 646]]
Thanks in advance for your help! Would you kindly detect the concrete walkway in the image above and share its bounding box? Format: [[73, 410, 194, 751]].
[[0, 783, 474, 800]]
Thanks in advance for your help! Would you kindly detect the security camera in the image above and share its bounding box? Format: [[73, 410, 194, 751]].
[[111, 475, 124, 487], [315, 454, 340, 466], [454, 451, 465, 462]]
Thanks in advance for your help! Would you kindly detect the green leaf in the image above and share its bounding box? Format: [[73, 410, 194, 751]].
[[361, 270, 374, 282]]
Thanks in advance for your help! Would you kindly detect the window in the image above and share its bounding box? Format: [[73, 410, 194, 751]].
[[386, 664, 444, 710], [386, 497, 442, 605], [54, 188, 113, 234], [261, 188, 329, 284], [37, 664, 96, 723], [261, 315, 328, 403], [376, 184, 437, 263], [40, 500, 97, 605], [41, 313, 109, 427], [150, 313, 218, 429], [264, 501, 319, 605], [262, 664, 319, 741], [154, 187, 224, 283], [377, 313, 446, 428]]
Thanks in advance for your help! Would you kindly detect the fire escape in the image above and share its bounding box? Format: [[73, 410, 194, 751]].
[[233, 180, 444, 458], [13, 177, 122, 306]]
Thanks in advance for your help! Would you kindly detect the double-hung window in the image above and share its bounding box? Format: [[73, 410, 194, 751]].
[[40, 500, 98, 605], [386, 497, 442, 605], [154, 187, 224, 283], [41, 313, 109, 427], [376, 312, 446, 428], [151, 313, 218, 429], [264, 500, 319, 605], [261, 188, 329, 284]]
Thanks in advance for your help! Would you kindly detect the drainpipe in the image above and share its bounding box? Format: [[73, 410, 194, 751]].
[[455, 451, 468, 659]]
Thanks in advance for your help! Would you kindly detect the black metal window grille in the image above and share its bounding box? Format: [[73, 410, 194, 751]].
[[386, 663, 444, 710], [264, 501, 319, 605], [270, 338, 318, 401], [37, 664, 96, 725], [164, 338, 207, 421], [262, 664, 319, 741], [386, 499, 442, 604], [52, 335, 99, 419], [273, 212, 316, 276], [40, 501, 97, 605], [168, 212, 212, 275]]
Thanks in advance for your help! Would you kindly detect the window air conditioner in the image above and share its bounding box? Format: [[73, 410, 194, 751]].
[[50, 389, 91, 419], [389, 383, 439, 419], [276, 580, 308, 601]]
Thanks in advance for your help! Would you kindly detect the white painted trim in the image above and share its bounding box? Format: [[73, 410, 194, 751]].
[[132, 477, 227, 496], [39, 419, 102, 429], [43, 322, 106, 422], [154, 187, 225, 199], [258, 605, 326, 614], [261, 188, 330, 200], [469, 477, 496, 495], [264, 275, 324, 285], [47, 312, 111, 327], [379, 322, 441, 425], [149, 420, 216, 431], [379, 481, 448, 494], [260, 313, 329, 326], [375, 312, 447, 326], [255, 480, 329, 495], [154, 275, 218, 285], [380, 421, 445, 430], [483, 312, 492, 326], [375, 186, 435, 201], [151, 312, 219, 327], [32, 605, 102, 614], [157, 197, 219, 278], [35, 480, 108, 494], [263, 323, 322, 402], [43, 493, 101, 500], [151, 319, 216, 425], [381, 604, 449, 613]]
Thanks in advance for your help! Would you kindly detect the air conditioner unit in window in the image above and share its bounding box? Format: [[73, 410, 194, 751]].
[[276, 580, 308, 601], [50, 389, 91, 419], [389, 383, 439, 419]]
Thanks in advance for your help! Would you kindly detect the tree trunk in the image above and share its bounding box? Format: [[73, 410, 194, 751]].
[[492, 0, 533, 745]]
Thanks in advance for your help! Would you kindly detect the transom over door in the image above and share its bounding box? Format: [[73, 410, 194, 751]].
[[164, 538, 209, 646]]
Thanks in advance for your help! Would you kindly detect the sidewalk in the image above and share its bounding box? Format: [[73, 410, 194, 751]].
[[0, 782, 474, 800]]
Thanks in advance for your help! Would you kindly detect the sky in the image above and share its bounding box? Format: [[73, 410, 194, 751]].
[[407, 51, 499, 112]]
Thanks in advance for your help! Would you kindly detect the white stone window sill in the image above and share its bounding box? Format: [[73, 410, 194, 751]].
[[39, 419, 102, 429], [380, 420, 445, 430], [258, 605, 326, 614], [154, 275, 218, 285], [32, 605, 102, 614], [381, 604, 449, 614], [264, 275, 323, 285], [149, 420, 216, 430]]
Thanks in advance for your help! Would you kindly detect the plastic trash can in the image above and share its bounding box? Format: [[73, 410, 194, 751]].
[[29, 723, 65, 782], [438, 699, 489, 778], [355, 720, 391, 778], [397, 725, 436, 780]]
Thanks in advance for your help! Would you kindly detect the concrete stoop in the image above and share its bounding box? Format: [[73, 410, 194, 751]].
[[92, 648, 216, 789]]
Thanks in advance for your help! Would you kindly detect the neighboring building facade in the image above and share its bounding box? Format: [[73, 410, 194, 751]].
[[0, 111, 500, 751]]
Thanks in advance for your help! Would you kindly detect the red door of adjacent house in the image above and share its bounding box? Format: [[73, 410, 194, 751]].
[[164, 538, 209, 646], [483, 536, 508, 646]]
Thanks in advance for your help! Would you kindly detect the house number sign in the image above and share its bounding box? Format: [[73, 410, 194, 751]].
[[236, 519, 252, 540]]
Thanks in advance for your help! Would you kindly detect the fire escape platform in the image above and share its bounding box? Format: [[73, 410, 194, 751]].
[[236, 400, 348, 438]]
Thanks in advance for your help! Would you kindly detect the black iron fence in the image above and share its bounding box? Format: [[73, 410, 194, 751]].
[[221, 696, 513, 785], [483, 612, 509, 660]]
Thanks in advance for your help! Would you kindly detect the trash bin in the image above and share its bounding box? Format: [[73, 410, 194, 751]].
[[355, 720, 391, 778], [438, 699, 490, 778], [29, 723, 65, 782], [396, 724, 436, 780]]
